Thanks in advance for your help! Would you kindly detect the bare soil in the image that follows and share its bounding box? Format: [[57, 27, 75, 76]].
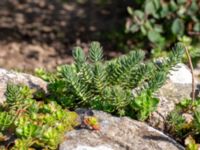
[[0, 0, 131, 72]]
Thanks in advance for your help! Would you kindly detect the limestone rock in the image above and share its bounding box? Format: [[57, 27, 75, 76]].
[[0, 68, 47, 104], [194, 61, 200, 83], [60, 111, 184, 150], [169, 63, 192, 84], [148, 63, 199, 130]]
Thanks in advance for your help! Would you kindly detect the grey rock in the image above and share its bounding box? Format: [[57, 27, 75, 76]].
[[148, 63, 199, 130], [148, 81, 193, 130], [60, 111, 184, 150], [169, 63, 192, 84], [194, 61, 200, 96], [0, 68, 47, 104]]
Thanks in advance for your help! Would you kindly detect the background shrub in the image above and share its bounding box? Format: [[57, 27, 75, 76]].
[[126, 0, 200, 49]]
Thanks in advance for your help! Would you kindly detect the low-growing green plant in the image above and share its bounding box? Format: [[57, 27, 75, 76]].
[[167, 98, 200, 146], [185, 135, 200, 150], [126, 0, 200, 48], [37, 41, 184, 121], [130, 91, 159, 121], [0, 83, 78, 149]]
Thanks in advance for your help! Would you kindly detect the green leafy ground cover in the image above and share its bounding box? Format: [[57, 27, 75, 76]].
[[0, 83, 78, 149], [168, 98, 200, 150], [36, 41, 184, 121]]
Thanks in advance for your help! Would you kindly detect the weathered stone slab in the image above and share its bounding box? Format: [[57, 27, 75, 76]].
[[60, 111, 184, 150], [0, 68, 47, 103]]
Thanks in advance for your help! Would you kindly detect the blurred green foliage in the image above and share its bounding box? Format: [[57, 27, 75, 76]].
[[126, 0, 200, 49]]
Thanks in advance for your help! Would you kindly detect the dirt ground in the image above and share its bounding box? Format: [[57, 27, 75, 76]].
[[0, 0, 131, 72]]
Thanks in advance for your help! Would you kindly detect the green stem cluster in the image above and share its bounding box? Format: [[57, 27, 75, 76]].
[[40, 41, 184, 120]]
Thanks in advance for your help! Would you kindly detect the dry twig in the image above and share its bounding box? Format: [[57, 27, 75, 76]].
[[184, 46, 195, 101]]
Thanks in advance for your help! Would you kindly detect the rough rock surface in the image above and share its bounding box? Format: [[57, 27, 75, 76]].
[[0, 68, 47, 103], [194, 61, 200, 83], [169, 63, 192, 84], [60, 110, 184, 150], [148, 63, 200, 130]]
